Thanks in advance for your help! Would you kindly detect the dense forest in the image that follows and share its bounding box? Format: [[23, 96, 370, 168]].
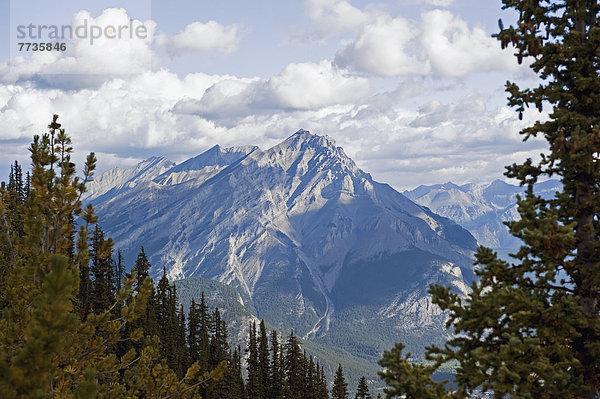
[[0, 125, 376, 398]]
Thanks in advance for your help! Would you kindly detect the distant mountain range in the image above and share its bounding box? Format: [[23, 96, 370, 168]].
[[86, 130, 477, 383], [403, 179, 561, 257]]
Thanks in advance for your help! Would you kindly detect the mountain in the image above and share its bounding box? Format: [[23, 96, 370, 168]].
[[87, 129, 477, 371], [85, 156, 176, 201], [404, 179, 561, 255]]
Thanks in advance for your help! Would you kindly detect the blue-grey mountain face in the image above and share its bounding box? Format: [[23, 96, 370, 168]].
[[404, 179, 561, 255], [86, 130, 477, 359]]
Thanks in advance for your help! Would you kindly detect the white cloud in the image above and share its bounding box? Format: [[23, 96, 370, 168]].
[[159, 21, 240, 56], [305, 0, 378, 37], [174, 60, 370, 119], [335, 9, 518, 78], [0, 9, 242, 89], [421, 10, 515, 77], [335, 16, 430, 76], [268, 61, 370, 109], [426, 0, 454, 6], [0, 9, 158, 88]]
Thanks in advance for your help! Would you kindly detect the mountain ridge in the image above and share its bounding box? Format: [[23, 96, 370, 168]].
[[404, 178, 562, 253]]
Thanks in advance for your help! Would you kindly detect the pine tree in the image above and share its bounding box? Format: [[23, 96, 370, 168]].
[[269, 329, 285, 399], [319, 365, 329, 399], [231, 345, 246, 398], [90, 225, 115, 314], [114, 249, 125, 289], [246, 321, 264, 399], [355, 376, 371, 399], [258, 319, 270, 397], [0, 161, 25, 309], [131, 247, 157, 337], [284, 330, 304, 399], [206, 307, 232, 398], [305, 355, 318, 399], [188, 298, 201, 365], [379, 2, 600, 398], [198, 292, 211, 373], [331, 364, 348, 399]]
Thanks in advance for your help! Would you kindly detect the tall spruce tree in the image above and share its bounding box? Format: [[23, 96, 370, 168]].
[[206, 307, 232, 398], [258, 320, 271, 398], [188, 298, 201, 365], [379, 1, 600, 398], [246, 321, 264, 399], [284, 330, 304, 399], [269, 329, 285, 399], [319, 365, 329, 399], [355, 376, 372, 399], [332, 364, 348, 399], [89, 225, 115, 314], [231, 345, 246, 399]]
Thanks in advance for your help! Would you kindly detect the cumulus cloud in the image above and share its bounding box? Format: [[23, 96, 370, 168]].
[[305, 0, 379, 37], [335, 9, 518, 78], [158, 21, 240, 56], [0, 9, 242, 89], [1, 9, 157, 88], [174, 60, 370, 120], [268, 61, 370, 109], [335, 16, 430, 76], [426, 0, 454, 6]]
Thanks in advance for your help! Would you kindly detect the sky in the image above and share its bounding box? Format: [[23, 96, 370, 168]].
[[0, 0, 549, 190]]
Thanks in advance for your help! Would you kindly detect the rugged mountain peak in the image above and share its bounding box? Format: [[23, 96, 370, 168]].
[[257, 129, 364, 181], [85, 156, 175, 201], [162, 144, 257, 174]]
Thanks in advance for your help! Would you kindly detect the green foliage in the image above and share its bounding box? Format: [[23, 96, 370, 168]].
[[355, 376, 372, 399], [0, 116, 219, 398], [332, 364, 349, 399], [379, 1, 600, 398]]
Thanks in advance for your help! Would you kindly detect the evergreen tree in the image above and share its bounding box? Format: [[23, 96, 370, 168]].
[[258, 319, 270, 397], [188, 298, 201, 365], [355, 376, 371, 399], [131, 247, 157, 337], [206, 307, 232, 398], [176, 303, 189, 376], [246, 321, 264, 399], [269, 329, 285, 399], [319, 365, 329, 399], [332, 364, 348, 399], [198, 292, 211, 373], [305, 355, 318, 399], [231, 346, 246, 399], [379, 1, 600, 398], [0, 161, 26, 309], [284, 330, 304, 399], [114, 249, 125, 289], [89, 225, 115, 314]]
